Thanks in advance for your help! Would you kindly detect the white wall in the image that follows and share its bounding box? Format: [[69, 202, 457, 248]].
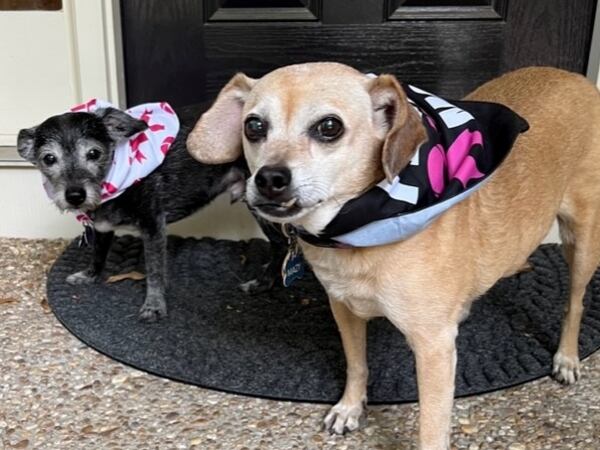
[[0, 9, 74, 145]]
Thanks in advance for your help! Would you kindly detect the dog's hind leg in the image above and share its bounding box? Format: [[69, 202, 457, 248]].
[[240, 218, 287, 294], [66, 230, 114, 285], [553, 191, 600, 384], [138, 214, 168, 322]]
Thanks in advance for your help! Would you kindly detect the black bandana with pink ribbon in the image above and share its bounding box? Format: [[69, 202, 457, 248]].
[[295, 84, 529, 248]]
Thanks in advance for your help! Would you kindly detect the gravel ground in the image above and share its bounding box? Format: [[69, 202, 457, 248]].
[[0, 238, 598, 450]]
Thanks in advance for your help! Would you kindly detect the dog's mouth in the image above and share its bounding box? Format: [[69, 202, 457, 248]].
[[52, 190, 101, 214], [251, 197, 322, 220], [252, 197, 302, 218], [61, 202, 99, 213]]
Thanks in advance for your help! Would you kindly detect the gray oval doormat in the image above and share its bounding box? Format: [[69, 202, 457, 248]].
[[47, 236, 600, 404]]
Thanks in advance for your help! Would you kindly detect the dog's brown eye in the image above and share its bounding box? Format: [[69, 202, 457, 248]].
[[244, 116, 267, 142], [87, 148, 101, 161], [315, 117, 344, 142], [42, 154, 56, 166]]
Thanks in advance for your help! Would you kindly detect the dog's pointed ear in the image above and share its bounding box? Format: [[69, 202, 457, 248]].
[[368, 75, 427, 182], [17, 126, 38, 162], [187, 73, 257, 164], [100, 108, 148, 141]]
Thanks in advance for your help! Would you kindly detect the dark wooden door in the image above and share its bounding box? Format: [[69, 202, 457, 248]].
[[121, 0, 597, 108]]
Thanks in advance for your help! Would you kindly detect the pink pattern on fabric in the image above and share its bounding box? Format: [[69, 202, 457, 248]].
[[427, 145, 446, 195], [76, 213, 91, 223], [149, 124, 165, 132], [70, 99, 97, 112], [160, 102, 175, 115], [140, 109, 166, 133], [101, 181, 118, 198], [161, 136, 175, 155], [133, 149, 147, 164], [140, 109, 153, 123], [446, 129, 484, 184], [425, 114, 437, 131], [130, 132, 148, 153], [426, 129, 485, 196]]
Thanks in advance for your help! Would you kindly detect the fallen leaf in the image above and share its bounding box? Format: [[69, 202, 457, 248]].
[[40, 298, 51, 313], [0, 297, 18, 305], [106, 271, 146, 283], [97, 426, 120, 436]]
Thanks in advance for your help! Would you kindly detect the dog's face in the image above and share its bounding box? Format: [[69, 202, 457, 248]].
[[188, 62, 426, 235], [17, 109, 147, 212]]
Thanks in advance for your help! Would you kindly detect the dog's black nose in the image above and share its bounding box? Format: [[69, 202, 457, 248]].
[[65, 187, 86, 207], [255, 166, 291, 200]]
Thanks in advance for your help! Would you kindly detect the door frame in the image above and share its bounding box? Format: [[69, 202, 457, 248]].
[[64, 0, 126, 110], [587, 1, 600, 87]]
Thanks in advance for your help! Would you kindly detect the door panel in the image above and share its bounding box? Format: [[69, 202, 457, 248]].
[[503, 0, 597, 72], [387, 0, 508, 20], [121, 0, 597, 107], [203, 23, 503, 98], [205, 0, 321, 22]]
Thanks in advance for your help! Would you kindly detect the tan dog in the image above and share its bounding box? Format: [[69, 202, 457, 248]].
[[187, 63, 600, 449]]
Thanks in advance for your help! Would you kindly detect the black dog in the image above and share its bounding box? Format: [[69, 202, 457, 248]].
[[17, 104, 286, 321]]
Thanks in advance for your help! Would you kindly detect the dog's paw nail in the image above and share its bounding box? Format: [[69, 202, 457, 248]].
[[239, 278, 273, 294], [239, 279, 260, 293], [552, 351, 581, 385], [66, 271, 96, 286], [323, 402, 365, 435], [138, 304, 167, 322]]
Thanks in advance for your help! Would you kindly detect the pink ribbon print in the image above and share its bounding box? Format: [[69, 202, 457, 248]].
[[427, 129, 485, 196], [69, 99, 179, 208]]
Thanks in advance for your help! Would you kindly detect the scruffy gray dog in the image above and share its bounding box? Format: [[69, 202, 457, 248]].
[[18, 104, 286, 322]]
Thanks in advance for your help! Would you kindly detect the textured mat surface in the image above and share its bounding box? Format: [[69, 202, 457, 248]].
[[47, 237, 600, 404]]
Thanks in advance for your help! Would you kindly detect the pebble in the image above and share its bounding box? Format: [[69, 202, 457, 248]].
[[508, 444, 526, 450], [111, 374, 128, 385], [1, 238, 599, 449], [461, 424, 478, 434]]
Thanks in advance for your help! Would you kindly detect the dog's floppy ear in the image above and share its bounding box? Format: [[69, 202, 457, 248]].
[[100, 108, 148, 141], [17, 126, 38, 162], [187, 73, 257, 164], [368, 74, 427, 182]]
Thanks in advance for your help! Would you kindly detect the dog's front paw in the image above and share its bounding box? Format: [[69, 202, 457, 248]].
[[66, 270, 98, 286], [323, 401, 366, 435], [239, 276, 275, 295], [138, 297, 167, 322], [552, 351, 581, 385]]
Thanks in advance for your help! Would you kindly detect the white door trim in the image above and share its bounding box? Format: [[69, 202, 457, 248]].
[[64, 0, 125, 108], [586, 2, 600, 86]]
